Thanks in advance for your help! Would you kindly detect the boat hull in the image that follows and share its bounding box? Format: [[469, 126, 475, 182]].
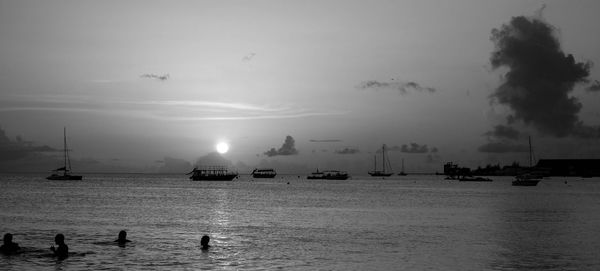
[[190, 174, 238, 181], [46, 174, 83, 181], [368, 172, 393, 177], [512, 179, 540, 186], [307, 175, 349, 180], [252, 173, 277, 178]]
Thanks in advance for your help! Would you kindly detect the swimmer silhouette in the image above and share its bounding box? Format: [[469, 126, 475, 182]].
[[1, 233, 20, 255], [115, 230, 131, 245], [200, 235, 211, 250], [50, 234, 68, 260]]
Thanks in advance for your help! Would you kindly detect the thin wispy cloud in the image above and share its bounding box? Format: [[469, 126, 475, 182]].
[[0, 96, 345, 121], [358, 80, 436, 94], [242, 53, 256, 62], [140, 73, 170, 81], [334, 147, 360, 155]]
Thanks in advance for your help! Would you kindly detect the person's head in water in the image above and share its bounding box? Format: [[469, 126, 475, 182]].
[[55, 234, 65, 245], [51, 233, 68, 259], [3, 233, 12, 245], [116, 230, 131, 244], [1, 233, 20, 254], [200, 235, 210, 249]]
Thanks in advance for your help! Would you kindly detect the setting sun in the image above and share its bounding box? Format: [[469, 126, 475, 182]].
[[216, 142, 229, 154]]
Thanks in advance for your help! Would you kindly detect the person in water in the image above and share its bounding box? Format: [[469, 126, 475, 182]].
[[1, 233, 20, 255], [200, 235, 211, 250], [50, 234, 68, 259], [115, 230, 131, 245]]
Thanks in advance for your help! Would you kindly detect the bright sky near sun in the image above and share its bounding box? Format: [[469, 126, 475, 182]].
[[1, 0, 600, 173]]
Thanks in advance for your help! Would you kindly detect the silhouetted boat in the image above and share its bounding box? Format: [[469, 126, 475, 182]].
[[398, 158, 407, 176], [369, 144, 394, 177], [512, 136, 541, 186], [251, 168, 277, 178], [307, 169, 349, 180], [459, 176, 493, 182], [46, 127, 83, 181], [188, 166, 238, 181]]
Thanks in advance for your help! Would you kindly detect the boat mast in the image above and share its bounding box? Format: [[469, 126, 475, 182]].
[[373, 155, 377, 172], [63, 127, 67, 171], [528, 136, 532, 168], [382, 144, 386, 173]]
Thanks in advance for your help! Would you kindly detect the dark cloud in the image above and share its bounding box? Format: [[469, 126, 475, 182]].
[[309, 139, 342, 142], [484, 125, 520, 140], [264, 135, 299, 157], [358, 80, 436, 94], [478, 141, 529, 153], [242, 53, 256, 62], [140, 73, 169, 81], [334, 147, 360, 155], [490, 15, 594, 137], [587, 80, 600, 92], [401, 143, 429, 153], [0, 126, 57, 161], [386, 143, 438, 153]]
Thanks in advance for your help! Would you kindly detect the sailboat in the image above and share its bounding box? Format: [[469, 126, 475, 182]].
[[512, 136, 540, 186], [398, 158, 407, 176], [368, 144, 394, 177], [46, 127, 83, 180]]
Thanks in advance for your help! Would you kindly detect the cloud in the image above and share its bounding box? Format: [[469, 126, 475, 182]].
[[401, 143, 429, 153], [0, 126, 57, 161], [158, 156, 192, 173], [242, 53, 256, 62], [484, 125, 520, 140], [264, 135, 299, 157], [0, 96, 346, 122], [140, 73, 169, 81], [358, 80, 436, 94], [477, 142, 529, 153], [195, 152, 233, 167], [431, 147, 439, 153], [334, 147, 360, 155], [490, 15, 595, 137], [309, 139, 342, 142], [588, 80, 600, 92]]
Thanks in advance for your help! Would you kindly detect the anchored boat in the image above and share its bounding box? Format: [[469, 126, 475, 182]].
[[46, 127, 82, 181]]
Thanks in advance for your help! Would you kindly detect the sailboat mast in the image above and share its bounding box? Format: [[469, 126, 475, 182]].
[[382, 144, 386, 173], [373, 155, 377, 171], [528, 136, 532, 168], [63, 127, 67, 171]]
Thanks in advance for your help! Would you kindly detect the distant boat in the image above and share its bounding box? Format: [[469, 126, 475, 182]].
[[369, 144, 394, 177], [307, 169, 349, 180], [398, 158, 407, 176], [188, 166, 238, 181], [512, 136, 541, 186], [251, 168, 277, 178], [459, 176, 493, 182], [46, 127, 83, 181]]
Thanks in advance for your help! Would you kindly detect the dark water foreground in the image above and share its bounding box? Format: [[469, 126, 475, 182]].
[[1, 174, 600, 270]]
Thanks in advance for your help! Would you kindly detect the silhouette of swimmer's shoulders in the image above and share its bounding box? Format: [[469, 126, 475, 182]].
[[200, 235, 211, 250], [114, 230, 131, 245], [50, 234, 68, 260], [1, 233, 21, 255]]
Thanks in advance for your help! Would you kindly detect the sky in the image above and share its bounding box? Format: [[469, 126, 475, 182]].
[[1, 0, 600, 174]]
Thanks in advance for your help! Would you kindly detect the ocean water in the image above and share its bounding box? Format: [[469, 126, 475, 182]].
[[1, 174, 600, 270]]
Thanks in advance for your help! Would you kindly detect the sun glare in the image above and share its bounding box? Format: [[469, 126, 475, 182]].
[[216, 142, 229, 154]]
